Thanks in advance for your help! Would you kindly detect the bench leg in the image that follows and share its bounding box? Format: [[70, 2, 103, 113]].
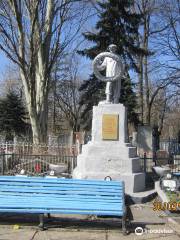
[[122, 207, 128, 235], [39, 214, 45, 230]]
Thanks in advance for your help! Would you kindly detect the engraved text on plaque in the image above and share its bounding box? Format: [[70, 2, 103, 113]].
[[102, 114, 119, 140]]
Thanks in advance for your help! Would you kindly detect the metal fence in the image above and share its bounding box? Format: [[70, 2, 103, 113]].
[[140, 153, 180, 174], [0, 153, 77, 176], [0, 142, 78, 156], [159, 139, 180, 155]]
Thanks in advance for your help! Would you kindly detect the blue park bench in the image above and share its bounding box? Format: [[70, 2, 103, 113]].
[[173, 172, 180, 177], [0, 176, 127, 234]]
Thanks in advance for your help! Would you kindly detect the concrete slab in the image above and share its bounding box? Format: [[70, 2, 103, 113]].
[[0, 202, 179, 240], [45, 230, 105, 240], [0, 225, 179, 240], [126, 189, 157, 204]]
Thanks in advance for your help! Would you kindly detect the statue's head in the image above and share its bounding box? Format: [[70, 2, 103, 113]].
[[108, 44, 117, 53]]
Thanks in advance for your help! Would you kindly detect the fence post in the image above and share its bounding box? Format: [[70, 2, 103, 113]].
[[152, 150, 157, 166], [143, 152, 147, 173], [168, 137, 171, 155], [2, 153, 5, 175], [5, 142, 8, 154], [23, 142, 25, 155], [71, 146, 74, 174], [71, 156, 74, 174]]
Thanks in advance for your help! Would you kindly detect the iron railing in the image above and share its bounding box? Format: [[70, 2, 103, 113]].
[[0, 153, 77, 176], [140, 153, 180, 174], [0, 142, 78, 156], [159, 139, 180, 155]]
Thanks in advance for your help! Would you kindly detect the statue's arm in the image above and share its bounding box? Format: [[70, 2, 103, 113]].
[[97, 57, 107, 71]]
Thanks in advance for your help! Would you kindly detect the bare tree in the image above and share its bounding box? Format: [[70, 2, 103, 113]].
[[0, 0, 90, 144], [52, 55, 84, 133], [0, 65, 22, 96], [151, 85, 179, 138], [135, 0, 179, 126], [156, 0, 180, 72], [135, 0, 162, 123]]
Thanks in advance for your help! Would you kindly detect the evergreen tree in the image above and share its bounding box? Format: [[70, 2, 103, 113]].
[[79, 0, 145, 129], [0, 92, 29, 140]]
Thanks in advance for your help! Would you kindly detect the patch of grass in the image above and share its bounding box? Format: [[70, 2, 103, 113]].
[[166, 191, 180, 203]]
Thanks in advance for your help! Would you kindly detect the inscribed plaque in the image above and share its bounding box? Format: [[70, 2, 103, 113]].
[[102, 114, 119, 140]]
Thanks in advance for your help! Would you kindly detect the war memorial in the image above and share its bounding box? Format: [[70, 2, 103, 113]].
[[73, 44, 145, 194]]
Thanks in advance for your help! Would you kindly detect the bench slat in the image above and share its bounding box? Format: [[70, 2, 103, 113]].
[[0, 193, 124, 202], [0, 176, 122, 186], [0, 208, 124, 216], [0, 189, 121, 199], [0, 202, 122, 210], [0, 195, 122, 204], [0, 182, 123, 191], [0, 184, 123, 191], [0, 197, 123, 211], [0, 179, 123, 189], [0, 187, 122, 196], [0, 191, 124, 204]]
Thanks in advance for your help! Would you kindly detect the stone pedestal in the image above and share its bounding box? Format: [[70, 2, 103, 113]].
[[73, 103, 145, 194]]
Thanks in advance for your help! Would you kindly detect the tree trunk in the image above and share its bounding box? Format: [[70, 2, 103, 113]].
[[143, 14, 150, 124], [32, 92, 48, 145], [25, 95, 48, 145], [144, 53, 150, 124], [138, 55, 144, 124], [20, 71, 48, 144]]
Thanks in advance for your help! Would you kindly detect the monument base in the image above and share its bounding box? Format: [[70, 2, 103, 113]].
[[73, 142, 145, 194], [73, 103, 145, 194], [73, 168, 145, 194]]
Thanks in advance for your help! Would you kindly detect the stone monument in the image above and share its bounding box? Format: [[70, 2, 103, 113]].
[[73, 44, 145, 194]]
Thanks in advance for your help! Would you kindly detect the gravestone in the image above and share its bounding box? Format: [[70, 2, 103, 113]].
[[137, 126, 153, 157]]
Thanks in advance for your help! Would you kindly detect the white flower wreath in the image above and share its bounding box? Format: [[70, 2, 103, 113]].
[[93, 52, 124, 82]]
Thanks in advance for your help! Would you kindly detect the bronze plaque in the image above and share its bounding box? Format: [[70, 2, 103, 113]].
[[102, 114, 119, 140]]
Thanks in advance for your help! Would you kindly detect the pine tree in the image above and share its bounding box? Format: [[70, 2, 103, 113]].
[[79, 0, 145, 129], [0, 92, 29, 140]]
